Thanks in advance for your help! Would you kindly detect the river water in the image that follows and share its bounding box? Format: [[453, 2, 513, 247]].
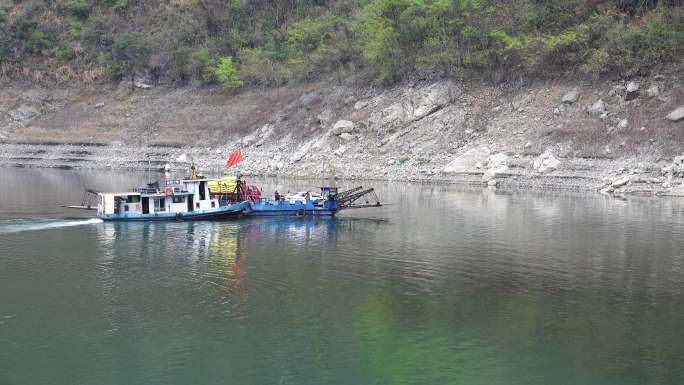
[[1, 167, 684, 385]]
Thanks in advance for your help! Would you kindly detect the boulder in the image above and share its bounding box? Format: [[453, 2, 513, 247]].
[[381, 102, 410, 126], [442, 146, 491, 175], [533, 149, 561, 173], [625, 81, 640, 101], [483, 153, 510, 181], [611, 177, 630, 188], [585, 99, 606, 116], [667, 107, 684, 122], [331, 120, 355, 135], [339, 132, 354, 141], [561, 88, 579, 104], [134, 81, 152, 89], [412, 83, 452, 119], [353, 101, 368, 110], [646, 84, 659, 98], [176, 153, 188, 162], [618, 119, 628, 129], [94, 102, 105, 109]]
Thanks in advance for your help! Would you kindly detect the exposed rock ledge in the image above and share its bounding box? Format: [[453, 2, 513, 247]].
[[1, 68, 683, 196]]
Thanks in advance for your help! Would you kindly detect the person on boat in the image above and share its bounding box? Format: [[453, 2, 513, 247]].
[[274, 190, 280, 202], [305, 191, 311, 203]]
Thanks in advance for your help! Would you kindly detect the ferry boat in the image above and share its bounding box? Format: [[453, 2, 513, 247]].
[[71, 154, 384, 220], [96, 178, 247, 221]]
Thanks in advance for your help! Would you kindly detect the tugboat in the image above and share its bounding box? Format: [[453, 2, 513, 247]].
[[95, 162, 247, 221]]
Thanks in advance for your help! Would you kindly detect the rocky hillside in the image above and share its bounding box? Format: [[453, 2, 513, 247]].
[[1, 61, 683, 195]]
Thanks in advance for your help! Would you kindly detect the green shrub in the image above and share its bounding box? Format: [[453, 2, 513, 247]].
[[55, 42, 75, 60], [58, 0, 89, 19], [26, 30, 50, 54], [214, 56, 242, 88], [189, 48, 216, 83]]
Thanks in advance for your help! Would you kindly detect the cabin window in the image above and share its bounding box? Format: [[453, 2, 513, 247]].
[[211, 201, 215, 208], [172, 195, 184, 204], [196, 202, 200, 209], [154, 198, 166, 212], [126, 195, 140, 203], [124, 205, 129, 212]]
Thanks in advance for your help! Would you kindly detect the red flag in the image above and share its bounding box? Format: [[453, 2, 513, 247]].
[[226, 148, 243, 168]]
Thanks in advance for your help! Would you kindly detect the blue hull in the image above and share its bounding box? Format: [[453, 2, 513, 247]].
[[100, 203, 247, 222], [243, 200, 338, 217]]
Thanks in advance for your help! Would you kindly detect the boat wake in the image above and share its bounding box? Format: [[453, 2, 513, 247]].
[[0, 218, 103, 234]]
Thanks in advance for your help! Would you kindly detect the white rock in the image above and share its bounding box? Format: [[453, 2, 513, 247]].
[[487, 179, 498, 187], [163, 163, 171, 172], [176, 153, 188, 162], [353, 101, 368, 110], [586, 99, 606, 116], [339, 132, 354, 141], [483, 153, 510, 180], [412, 83, 452, 119], [666, 107, 684, 122], [561, 88, 579, 104], [442, 146, 491, 175], [276, 161, 284, 170], [334, 145, 347, 157], [94, 102, 105, 108], [524, 141, 533, 149], [625, 81, 639, 100], [646, 84, 659, 98], [533, 149, 561, 173], [134, 81, 152, 89], [332, 120, 355, 135], [612, 177, 630, 188], [618, 119, 628, 129]]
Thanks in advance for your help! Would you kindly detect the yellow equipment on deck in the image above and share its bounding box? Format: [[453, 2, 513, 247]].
[[208, 176, 238, 194]]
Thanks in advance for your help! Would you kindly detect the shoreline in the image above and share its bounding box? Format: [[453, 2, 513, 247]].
[[3, 142, 683, 198]]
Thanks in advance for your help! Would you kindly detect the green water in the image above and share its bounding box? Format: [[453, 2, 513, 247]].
[[1, 167, 684, 385]]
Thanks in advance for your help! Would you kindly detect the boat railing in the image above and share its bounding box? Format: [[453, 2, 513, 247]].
[[134, 187, 160, 194]]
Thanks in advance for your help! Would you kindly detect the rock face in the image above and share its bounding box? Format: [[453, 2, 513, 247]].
[[331, 120, 355, 135], [533, 150, 561, 173], [442, 146, 491, 175], [561, 88, 579, 104], [586, 99, 606, 116], [625, 81, 640, 101], [667, 107, 684, 122]]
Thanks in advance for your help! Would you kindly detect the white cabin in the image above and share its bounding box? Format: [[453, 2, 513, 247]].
[[98, 179, 219, 217]]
